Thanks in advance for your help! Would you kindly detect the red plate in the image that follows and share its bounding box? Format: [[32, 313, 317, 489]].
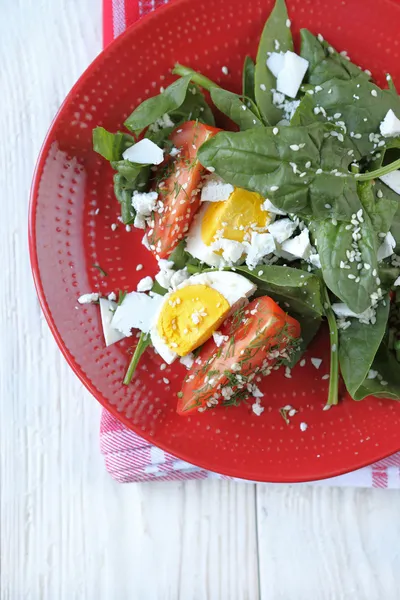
[[29, 0, 400, 482]]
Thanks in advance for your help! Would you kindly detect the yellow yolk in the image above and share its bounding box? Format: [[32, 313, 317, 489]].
[[157, 284, 230, 356], [201, 187, 270, 246]]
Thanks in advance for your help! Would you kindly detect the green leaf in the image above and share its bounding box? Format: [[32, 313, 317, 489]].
[[168, 241, 190, 270], [254, 0, 293, 125], [357, 180, 398, 235], [300, 29, 369, 86], [235, 265, 324, 317], [111, 159, 144, 183], [123, 332, 151, 385], [93, 127, 134, 161], [113, 173, 135, 224], [299, 76, 400, 156], [317, 218, 379, 314], [354, 343, 400, 400], [338, 298, 390, 399], [124, 75, 192, 132], [210, 88, 262, 130], [197, 123, 362, 220], [169, 83, 215, 126], [242, 56, 256, 103]]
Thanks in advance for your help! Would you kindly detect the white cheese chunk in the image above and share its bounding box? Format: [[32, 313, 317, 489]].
[[379, 170, 400, 195], [112, 292, 163, 336], [170, 268, 190, 289], [280, 228, 312, 260], [244, 232, 275, 268], [133, 213, 146, 229], [179, 353, 195, 369], [261, 198, 286, 215], [308, 252, 321, 269], [122, 138, 164, 165], [332, 303, 376, 325], [377, 231, 396, 262], [394, 276, 400, 287], [132, 190, 158, 217], [213, 331, 229, 347], [276, 52, 309, 99], [137, 276, 154, 292], [213, 238, 245, 264], [99, 298, 125, 346], [266, 52, 285, 78], [310, 358, 322, 369], [380, 109, 400, 138], [201, 174, 234, 202], [78, 293, 99, 304], [268, 218, 297, 244]]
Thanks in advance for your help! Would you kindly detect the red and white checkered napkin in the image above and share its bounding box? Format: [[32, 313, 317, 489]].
[[100, 0, 400, 487]]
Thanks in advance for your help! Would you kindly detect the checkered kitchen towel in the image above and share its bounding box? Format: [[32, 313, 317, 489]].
[[100, 0, 400, 487]]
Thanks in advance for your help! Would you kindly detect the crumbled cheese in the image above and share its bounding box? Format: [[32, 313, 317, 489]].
[[169, 147, 180, 157], [268, 218, 297, 244], [112, 292, 163, 336], [99, 298, 125, 346], [377, 232, 396, 262], [311, 357, 322, 369], [179, 353, 195, 369], [280, 228, 312, 260], [300, 422, 308, 432], [244, 232, 275, 268], [137, 276, 154, 292], [201, 174, 234, 202], [122, 138, 164, 165], [252, 401, 265, 416], [133, 213, 146, 229], [308, 253, 322, 269], [213, 238, 245, 264], [332, 302, 377, 325], [394, 276, 400, 287], [380, 109, 400, 137], [78, 293, 99, 304], [261, 198, 286, 215], [367, 369, 378, 380], [276, 51, 309, 99], [132, 190, 158, 217], [148, 113, 175, 132], [213, 331, 229, 347], [266, 52, 285, 77], [170, 268, 190, 289], [380, 170, 400, 195], [108, 292, 117, 301]]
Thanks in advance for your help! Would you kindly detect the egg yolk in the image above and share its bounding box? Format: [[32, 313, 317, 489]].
[[157, 284, 230, 356], [201, 187, 269, 246]]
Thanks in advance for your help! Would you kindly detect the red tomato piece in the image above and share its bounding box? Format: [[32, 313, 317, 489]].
[[147, 120, 220, 259], [177, 296, 301, 415]]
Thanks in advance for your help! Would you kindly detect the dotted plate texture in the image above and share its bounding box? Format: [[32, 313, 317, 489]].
[[29, 0, 400, 482]]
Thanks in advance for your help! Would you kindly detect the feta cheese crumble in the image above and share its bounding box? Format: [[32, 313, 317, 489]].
[[122, 138, 164, 165], [201, 174, 234, 202], [137, 276, 153, 292], [78, 293, 99, 304]]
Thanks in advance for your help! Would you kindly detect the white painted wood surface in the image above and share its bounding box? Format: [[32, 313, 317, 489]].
[[2, 1, 400, 598]]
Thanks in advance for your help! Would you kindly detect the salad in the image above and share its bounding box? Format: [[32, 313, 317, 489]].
[[84, 0, 400, 416]]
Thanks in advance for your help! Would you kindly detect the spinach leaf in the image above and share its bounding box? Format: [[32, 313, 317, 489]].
[[93, 127, 135, 161], [113, 174, 135, 224], [349, 343, 400, 401], [197, 123, 362, 220], [317, 218, 378, 314], [301, 76, 400, 156], [169, 83, 215, 126], [124, 75, 192, 132], [300, 29, 369, 86], [210, 88, 262, 130], [357, 180, 398, 235], [169, 241, 205, 272], [111, 159, 144, 183], [243, 56, 256, 103], [254, 0, 293, 125], [235, 265, 324, 317], [123, 332, 151, 386], [338, 298, 390, 399]]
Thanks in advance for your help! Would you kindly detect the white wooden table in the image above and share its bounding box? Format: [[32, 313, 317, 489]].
[[2, 2, 400, 598]]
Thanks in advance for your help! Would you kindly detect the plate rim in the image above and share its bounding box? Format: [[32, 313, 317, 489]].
[[28, 0, 400, 483]]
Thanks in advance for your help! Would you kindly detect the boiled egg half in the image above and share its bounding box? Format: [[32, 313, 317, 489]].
[[186, 184, 272, 266]]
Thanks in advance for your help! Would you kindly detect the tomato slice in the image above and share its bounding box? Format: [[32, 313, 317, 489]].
[[147, 121, 220, 259], [177, 296, 301, 415]]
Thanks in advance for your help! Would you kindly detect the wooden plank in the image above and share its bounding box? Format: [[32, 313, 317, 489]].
[[256, 485, 400, 600]]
